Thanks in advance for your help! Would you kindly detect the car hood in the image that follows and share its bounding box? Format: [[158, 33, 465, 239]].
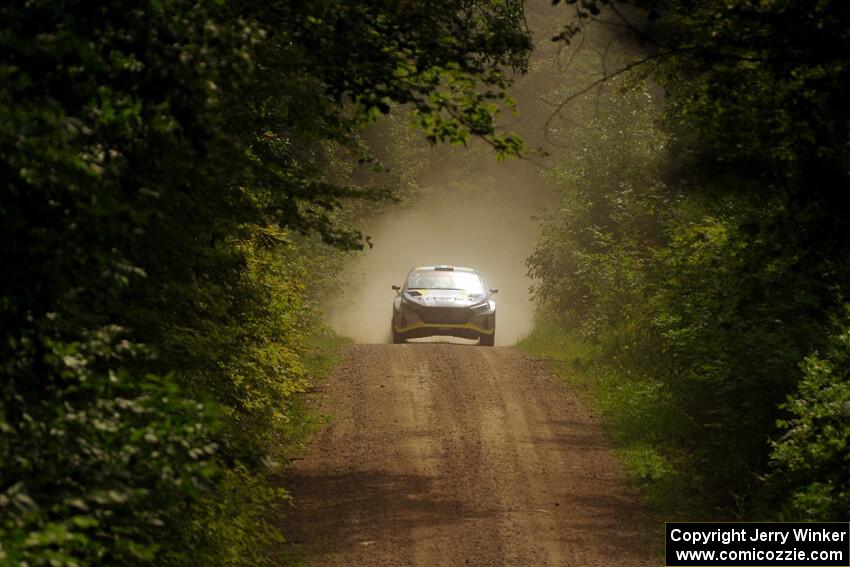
[[404, 289, 488, 307]]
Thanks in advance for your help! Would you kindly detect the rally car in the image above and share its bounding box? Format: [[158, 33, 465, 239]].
[[391, 265, 497, 346]]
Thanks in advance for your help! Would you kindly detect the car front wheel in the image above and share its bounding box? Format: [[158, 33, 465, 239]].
[[479, 333, 495, 347]]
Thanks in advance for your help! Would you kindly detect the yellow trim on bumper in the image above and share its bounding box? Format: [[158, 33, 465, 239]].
[[393, 320, 494, 335]]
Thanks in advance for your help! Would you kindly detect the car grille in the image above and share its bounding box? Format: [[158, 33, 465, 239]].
[[419, 307, 472, 324]]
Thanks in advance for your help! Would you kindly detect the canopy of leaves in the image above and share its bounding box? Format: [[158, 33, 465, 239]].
[[0, 0, 530, 563], [532, 0, 850, 517]]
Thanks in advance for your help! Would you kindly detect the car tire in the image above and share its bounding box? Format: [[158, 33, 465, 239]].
[[479, 333, 495, 347]]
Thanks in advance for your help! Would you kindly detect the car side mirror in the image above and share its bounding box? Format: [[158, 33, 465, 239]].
[[489, 288, 499, 294], [392, 285, 401, 294]]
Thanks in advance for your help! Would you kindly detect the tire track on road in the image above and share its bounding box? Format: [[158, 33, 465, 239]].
[[284, 344, 655, 566]]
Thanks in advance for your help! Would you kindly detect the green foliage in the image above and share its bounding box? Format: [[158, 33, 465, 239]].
[[1, 0, 530, 563], [554, 0, 850, 202], [164, 466, 289, 567], [0, 332, 219, 564], [771, 309, 850, 521], [527, 44, 848, 515], [527, 86, 668, 337], [644, 0, 850, 179], [535, 0, 850, 520]]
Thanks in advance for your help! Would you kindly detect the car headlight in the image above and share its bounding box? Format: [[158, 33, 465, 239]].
[[401, 296, 421, 310], [471, 301, 490, 311]]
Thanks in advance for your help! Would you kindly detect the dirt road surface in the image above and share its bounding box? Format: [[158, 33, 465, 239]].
[[284, 344, 656, 566]]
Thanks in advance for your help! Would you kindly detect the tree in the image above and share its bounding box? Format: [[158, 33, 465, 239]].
[[532, 0, 850, 515], [0, 1, 531, 563]]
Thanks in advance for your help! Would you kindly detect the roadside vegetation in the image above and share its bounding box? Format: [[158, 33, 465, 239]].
[[526, 0, 850, 522], [0, 1, 529, 564]]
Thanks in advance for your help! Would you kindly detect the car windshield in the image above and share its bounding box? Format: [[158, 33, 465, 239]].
[[406, 270, 484, 294]]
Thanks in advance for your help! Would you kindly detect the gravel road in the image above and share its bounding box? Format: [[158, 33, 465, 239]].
[[284, 344, 656, 566]]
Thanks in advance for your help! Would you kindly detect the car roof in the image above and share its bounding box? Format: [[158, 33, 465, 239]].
[[412, 265, 477, 273]]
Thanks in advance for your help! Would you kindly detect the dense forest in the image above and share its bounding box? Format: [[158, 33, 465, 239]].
[[1, 0, 848, 564], [527, 0, 850, 520], [0, 1, 529, 563]]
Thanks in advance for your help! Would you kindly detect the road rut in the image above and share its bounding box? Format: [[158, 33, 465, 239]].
[[284, 344, 655, 566]]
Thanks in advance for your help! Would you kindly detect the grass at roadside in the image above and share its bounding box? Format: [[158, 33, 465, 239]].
[[518, 317, 713, 521], [280, 324, 352, 460], [303, 325, 353, 382], [274, 324, 351, 566]]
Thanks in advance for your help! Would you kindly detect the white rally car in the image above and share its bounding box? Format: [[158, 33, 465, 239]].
[[391, 265, 497, 346]]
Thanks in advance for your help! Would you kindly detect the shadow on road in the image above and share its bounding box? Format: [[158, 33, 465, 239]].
[[282, 468, 498, 563]]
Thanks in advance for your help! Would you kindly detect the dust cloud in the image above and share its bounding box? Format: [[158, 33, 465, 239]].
[[328, 1, 627, 345], [329, 159, 552, 346]]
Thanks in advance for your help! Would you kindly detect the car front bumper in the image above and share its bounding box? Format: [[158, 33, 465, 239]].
[[392, 303, 495, 339]]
